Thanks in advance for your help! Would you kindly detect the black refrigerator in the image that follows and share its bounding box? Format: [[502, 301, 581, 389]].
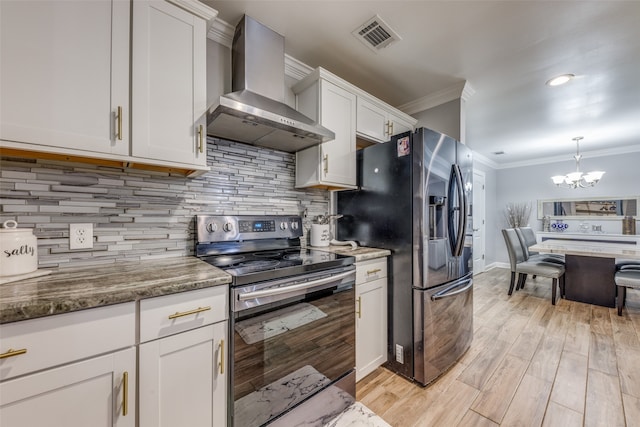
[[337, 127, 473, 386]]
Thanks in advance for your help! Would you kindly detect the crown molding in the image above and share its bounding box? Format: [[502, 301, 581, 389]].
[[284, 55, 313, 81], [472, 150, 500, 169], [461, 81, 476, 102], [167, 0, 218, 21], [207, 17, 234, 47], [494, 144, 640, 170], [397, 82, 467, 115]]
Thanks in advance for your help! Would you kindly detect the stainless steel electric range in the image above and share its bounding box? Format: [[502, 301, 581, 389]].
[[196, 215, 357, 427]]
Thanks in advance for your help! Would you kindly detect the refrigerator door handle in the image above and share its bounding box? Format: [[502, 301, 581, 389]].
[[431, 278, 473, 301], [447, 166, 457, 255], [448, 164, 466, 256]]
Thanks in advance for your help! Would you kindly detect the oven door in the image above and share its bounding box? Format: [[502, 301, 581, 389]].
[[230, 266, 356, 427]]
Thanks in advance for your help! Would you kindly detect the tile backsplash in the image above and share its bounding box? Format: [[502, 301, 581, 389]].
[[0, 138, 329, 269]]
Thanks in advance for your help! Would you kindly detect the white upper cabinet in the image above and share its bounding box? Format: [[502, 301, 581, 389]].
[[132, 0, 208, 166], [294, 69, 357, 190], [293, 67, 416, 190], [0, 0, 215, 175], [0, 0, 130, 155], [356, 97, 416, 143]]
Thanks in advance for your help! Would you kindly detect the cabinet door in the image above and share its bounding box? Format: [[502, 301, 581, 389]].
[[320, 80, 356, 186], [139, 322, 227, 427], [0, 347, 136, 427], [356, 277, 388, 382], [132, 0, 208, 166], [0, 0, 129, 155], [389, 113, 414, 137], [356, 97, 388, 143]]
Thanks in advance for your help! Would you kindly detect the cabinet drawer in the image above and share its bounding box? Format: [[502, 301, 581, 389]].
[[139, 286, 228, 343], [356, 257, 388, 284], [0, 302, 135, 381]]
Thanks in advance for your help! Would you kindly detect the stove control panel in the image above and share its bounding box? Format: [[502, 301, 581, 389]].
[[196, 215, 303, 243], [239, 220, 275, 233]]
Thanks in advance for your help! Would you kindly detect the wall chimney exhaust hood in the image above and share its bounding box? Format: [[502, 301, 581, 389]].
[[206, 15, 335, 152]]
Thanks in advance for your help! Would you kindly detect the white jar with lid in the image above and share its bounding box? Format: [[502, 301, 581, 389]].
[[0, 220, 38, 277]]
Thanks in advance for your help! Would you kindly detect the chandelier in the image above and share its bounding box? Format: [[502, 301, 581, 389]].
[[551, 137, 605, 188]]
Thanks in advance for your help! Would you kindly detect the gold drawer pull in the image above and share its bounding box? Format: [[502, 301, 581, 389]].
[[168, 306, 211, 320], [218, 339, 225, 374], [367, 268, 381, 275], [356, 296, 362, 319], [0, 348, 27, 359], [122, 371, 129, 416]]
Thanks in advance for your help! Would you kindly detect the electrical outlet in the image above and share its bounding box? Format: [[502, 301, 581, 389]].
[[69, 223, 93, 249], [395, 344, 404, 364]]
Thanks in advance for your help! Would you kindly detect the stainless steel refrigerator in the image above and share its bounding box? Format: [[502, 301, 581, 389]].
[[337, 127, 473, 386]]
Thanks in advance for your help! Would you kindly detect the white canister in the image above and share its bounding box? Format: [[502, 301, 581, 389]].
[[310, 224, 331, 247], [0, 220, 38, 277]]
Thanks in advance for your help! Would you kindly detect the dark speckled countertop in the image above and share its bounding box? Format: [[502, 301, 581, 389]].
[[0, 257, 231, 324]]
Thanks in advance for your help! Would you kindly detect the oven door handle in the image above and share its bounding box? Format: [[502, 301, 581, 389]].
[[237, 270, 355, 301]]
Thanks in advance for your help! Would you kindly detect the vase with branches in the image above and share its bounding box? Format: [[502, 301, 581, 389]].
[[504, 202, 532, 228]]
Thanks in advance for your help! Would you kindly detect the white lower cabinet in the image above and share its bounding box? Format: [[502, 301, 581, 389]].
[[0, 348, 136, 427], [138, 285, 228, 427], [0, 302, 137, 427], [0, 286, 228, 427], [355, 258, 388, 382], [139, 321, 227, 427]]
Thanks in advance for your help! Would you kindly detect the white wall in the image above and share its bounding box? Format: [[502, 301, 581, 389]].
[[491, 151, 640, 264], [413, 99, 462, 141]]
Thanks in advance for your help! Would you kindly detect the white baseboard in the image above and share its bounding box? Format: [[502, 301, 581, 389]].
[[484, 262, 509, 271]]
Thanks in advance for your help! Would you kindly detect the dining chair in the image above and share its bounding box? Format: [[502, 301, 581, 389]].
[[614, 269, 640, 315], [516, 227, 565, 265], [616, 260, 640, 271], [502, 228, 565, 304]]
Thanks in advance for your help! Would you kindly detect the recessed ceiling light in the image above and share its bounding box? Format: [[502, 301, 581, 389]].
[[546, 74, 575, 87]]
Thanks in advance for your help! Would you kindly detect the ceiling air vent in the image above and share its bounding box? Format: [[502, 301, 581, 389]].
[[352, 15, 401, 52], [492, 151, 505, 155]]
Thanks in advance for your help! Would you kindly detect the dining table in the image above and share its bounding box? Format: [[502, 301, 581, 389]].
[[529, 239, 640, 307]]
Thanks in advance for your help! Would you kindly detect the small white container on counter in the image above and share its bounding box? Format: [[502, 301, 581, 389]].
[[310, 224, 331, 247], [0, 220, 38, 277]]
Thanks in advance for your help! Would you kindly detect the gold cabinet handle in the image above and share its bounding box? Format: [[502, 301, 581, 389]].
[[389, 121, 394, 136], [367, 268, 381, 275], [323, 154, 329, 174], [122, 371, 129, 416], [0, 348, 27, 359], [168, 306, 211, 320], [356, 296, 362, 319], [198, 124, 204, 153], [218, 339, 225, 374], [115, 106, 123, 141]]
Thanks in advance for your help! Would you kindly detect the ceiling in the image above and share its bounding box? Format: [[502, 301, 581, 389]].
[[202, 1, 640, 167]]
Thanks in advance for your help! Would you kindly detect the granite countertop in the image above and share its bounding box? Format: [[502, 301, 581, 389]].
[[0, 257, 231, 324], [312, 245, 391, 262]]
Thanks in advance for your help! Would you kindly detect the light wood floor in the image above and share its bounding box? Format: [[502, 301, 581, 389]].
[[356, 267, 640, 427]]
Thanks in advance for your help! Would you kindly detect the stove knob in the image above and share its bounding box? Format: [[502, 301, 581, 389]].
[[206, 222, 218, 233], [280, 222, 288, 230], [291, 221, 299, 230], [223, 222, 234, 233]]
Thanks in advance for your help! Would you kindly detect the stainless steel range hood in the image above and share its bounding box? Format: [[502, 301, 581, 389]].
[[207, 15, 334, 152]]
